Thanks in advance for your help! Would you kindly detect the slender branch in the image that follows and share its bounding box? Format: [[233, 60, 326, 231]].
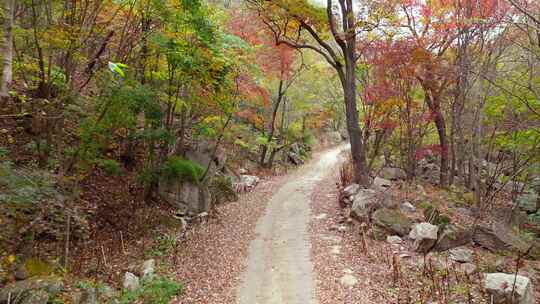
[[327, 0, 346, 50], [507, 0, 540, 26]]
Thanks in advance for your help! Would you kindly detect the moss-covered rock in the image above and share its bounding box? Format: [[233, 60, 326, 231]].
[[433, 224, 473, 251], [19, 258, 54, 279], [372, 208, 412, 237], [20, 289, 49, 304], [0, 276, 63, 303], [209, 174, 238, 205], [423, 205, 451, 229]]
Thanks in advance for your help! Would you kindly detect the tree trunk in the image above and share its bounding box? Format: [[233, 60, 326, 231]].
[[0, 0, 14, 99], [342, 50, 369, 186], [422, 88, 449, 188], [260, 79, 285, 167], [433, 110, 449, 187], [473, 59, 494, 207], [472, 96, 485, 208]]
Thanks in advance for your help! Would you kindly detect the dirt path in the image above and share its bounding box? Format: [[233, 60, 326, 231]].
[[237, 145, 347, 304]]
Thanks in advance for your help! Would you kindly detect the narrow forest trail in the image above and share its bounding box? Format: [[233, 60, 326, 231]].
[[237, 145, 348, 304]]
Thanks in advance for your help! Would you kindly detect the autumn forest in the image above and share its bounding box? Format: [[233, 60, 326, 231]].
[[0, 0, 539, 303]]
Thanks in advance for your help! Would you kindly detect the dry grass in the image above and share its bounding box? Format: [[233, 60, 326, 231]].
[[339, 156, 354, 188]]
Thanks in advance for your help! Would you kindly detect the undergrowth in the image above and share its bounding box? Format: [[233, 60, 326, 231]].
[[161, 156, 204, 184], [0, 161, 58, 205], [97, 158, 124, 176], [0, 161, 90, 245], [116, 277, 183, 304], [145, 232, 177, 258]]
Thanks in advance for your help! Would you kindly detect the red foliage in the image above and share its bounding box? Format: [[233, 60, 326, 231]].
[[227, 10, 295, 79]]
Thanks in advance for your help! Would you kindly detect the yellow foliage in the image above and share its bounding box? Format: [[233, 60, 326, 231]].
[[24, 258, 55, 277], [6, 255, 16, 264]]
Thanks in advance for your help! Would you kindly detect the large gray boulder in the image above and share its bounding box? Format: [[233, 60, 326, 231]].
[[473, 225, 515, 253], [372, 177, 392, 192], [476, 223, 540, 260], [449, 247, 473, 263], [343, 183, 360, 199], [460, 263, 477, 275], [184, 140, 226, 175], [372, 208, 412, 238], [0, 276, 63, 303], [409, 222, 438, 253], [515, 192, 539, 214], [350, 189, 378, 222], [433, 224, 473, 251], [158, 180, 211, 215], [379, 167, 407, 181], [484, 273, 535, 304]]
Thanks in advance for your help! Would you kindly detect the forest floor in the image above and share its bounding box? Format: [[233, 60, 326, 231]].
[[170, 171, 289, 304]]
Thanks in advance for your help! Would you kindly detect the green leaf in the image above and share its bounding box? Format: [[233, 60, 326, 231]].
[[108, 61, 127, 78]]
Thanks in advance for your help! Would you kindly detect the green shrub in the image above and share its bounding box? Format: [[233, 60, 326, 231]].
[[233, 138, 250, 150], [303, 131, 315, 147], [116, 277, 183, 304], [137, 167, 159, 186], [161, 156, 204, 183], [97, 159, 124, 176], [435, 214, 452, 230], [146, 232, 177, 257], [0, 147, 7, 158], [529, 210, 540, 226], [418, 201, 432, 210]]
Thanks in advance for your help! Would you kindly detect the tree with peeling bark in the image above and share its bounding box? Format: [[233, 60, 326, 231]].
[[246, 0, 388, 186]]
